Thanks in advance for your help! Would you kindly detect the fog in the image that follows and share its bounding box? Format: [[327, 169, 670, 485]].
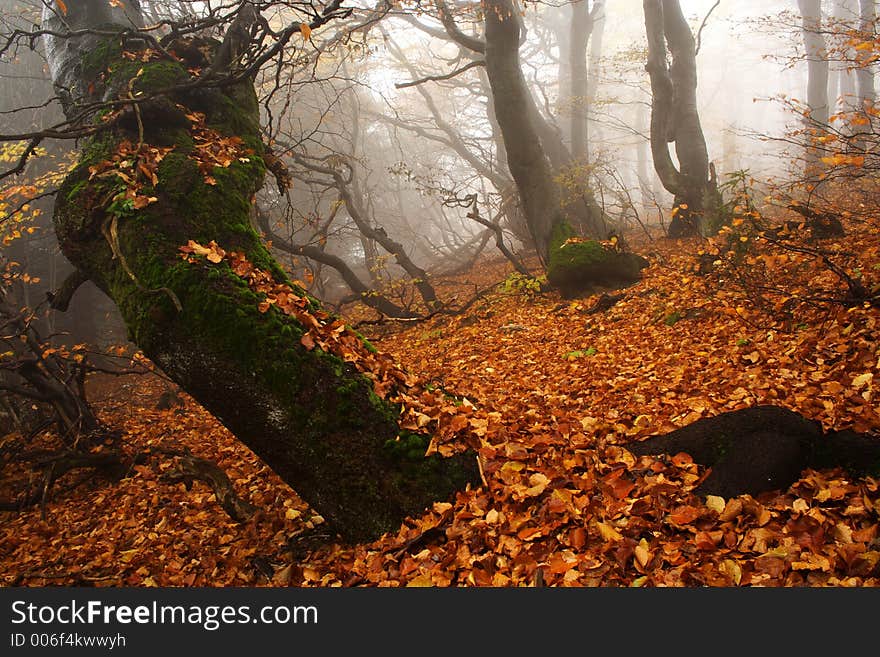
[[0, 0, 873, 312]]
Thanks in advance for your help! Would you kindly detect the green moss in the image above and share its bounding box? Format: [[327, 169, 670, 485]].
[[64, 179, 88, 203], [358, 334, 379, 354], [51, 36, 484, 541], [80, 38, 122, 81], [133, 62, 190, 92], [664, 311, 682, 326], [79, 132, 118, 167], [547, 223, 606, 290], [546, 221, 647, 295], [385, 431, 431, 461]]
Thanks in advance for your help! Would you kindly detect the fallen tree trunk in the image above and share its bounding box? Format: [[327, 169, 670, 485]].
[[627, 406, 880, 498], [42, 1, 478, 543]]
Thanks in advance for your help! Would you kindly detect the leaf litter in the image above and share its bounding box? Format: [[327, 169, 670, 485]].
[[2, 223, 880, 587]]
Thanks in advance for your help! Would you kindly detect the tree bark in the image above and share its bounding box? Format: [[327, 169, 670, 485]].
[[856, 0, 876, 148], [798, 0, 830, 174], [830, 0, 857, 116], [483, 0, 562, 264], [643, 0, 713, 238], [569, 1, 590, 158], [586, 0, 606, 157], [483, 0, 641, 291], [799, 0, 830, 127], [42, 0, 477, 543], [569, 1, 596, 161], [627, 406, 880, 499]]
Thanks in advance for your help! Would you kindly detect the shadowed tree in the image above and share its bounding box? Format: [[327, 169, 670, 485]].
[[569, 0, 603, 161], [829, 0, 857, 116], [799, 0, 830, 127], [37, 0, 478, 543], [857, 0, 876, 128]]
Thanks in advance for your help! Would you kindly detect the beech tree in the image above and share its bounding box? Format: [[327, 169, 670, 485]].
[[798, 0, 830, 175], [481, 0, 644, 291], [29, 0, 478, 542], [829, 0, 857, 116], [857, 0, 876, 114], [799, 0, 830, 128], [568, 0, 604, 161], [643, 0, 718, 238]]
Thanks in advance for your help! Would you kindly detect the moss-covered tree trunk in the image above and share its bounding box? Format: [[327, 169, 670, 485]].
[[42, 1, 477, 543]]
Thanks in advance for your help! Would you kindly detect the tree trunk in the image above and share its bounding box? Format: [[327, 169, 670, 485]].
[[586, 0, 606, 156], [643, 0, 714, 238], [483, 0, 562, 264], [798, 0, 830, 174], [569, 1, 595, 161], [42, 0, 477, 543], [856, 0, 876, 148], [483, 0, 642, 292], [799, 0, 830, 126], [830, 0, 857, 116]]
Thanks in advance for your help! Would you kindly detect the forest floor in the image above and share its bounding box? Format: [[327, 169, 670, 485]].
[[2, 222, 880, 587]]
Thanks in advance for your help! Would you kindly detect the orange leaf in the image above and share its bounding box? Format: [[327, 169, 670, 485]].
[[595, 521, 623, 542], [517, 526, 542, 541], [299, 23, 312, 40], [301, 333, 316, 350], [668, 505, 702, 525], [547, 553, 577, 575], [56, 0, 67, 15], [694, 531, 721, 550], [447, 414, 469, 433]]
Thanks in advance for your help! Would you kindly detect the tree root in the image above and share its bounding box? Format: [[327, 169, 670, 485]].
[[627, 405, 880, 499], [159, 453, 256, 522], [0, 443, 256, 523]]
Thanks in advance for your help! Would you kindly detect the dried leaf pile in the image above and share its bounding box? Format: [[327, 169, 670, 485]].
[[1, 222, 879, 587]]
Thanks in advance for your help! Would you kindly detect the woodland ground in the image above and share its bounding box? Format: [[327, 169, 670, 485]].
[[1, 222, 879, 587]]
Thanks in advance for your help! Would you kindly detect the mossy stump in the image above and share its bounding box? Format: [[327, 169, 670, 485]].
[[546, 223, 648, 297]]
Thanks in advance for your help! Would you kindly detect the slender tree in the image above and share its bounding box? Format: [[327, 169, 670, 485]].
[[830, 0, 857, 115], [798, 0, 830, 175], [483, 0, 563, 263], [569, 1, 601, 160], [857, 0, 876, 116], [483, 0, 645, 290], [586, 0, 606, 157]]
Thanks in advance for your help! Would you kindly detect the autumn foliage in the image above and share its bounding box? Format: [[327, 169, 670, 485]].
[[2, 208, 879, 587]]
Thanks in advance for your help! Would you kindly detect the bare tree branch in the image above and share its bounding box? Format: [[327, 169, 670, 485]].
[[395, 59, 485, 89]]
